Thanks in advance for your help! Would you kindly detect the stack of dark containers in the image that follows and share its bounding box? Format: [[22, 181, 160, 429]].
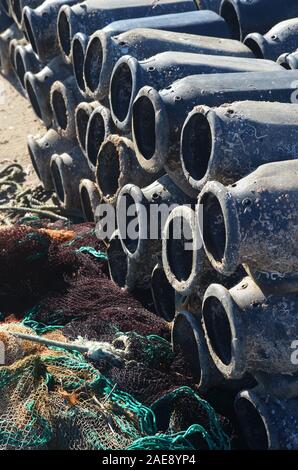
[[1, 0, 298, 450]]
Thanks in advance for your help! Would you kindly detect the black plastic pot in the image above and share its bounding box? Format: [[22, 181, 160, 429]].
[[116, 175, 191, 290], [244, 18, 298, 61], [79, 178, 101, 222], [27, 129, 75, 191], [150, 263, 177, 322], [24, 57, 70, 127], [278, 49, 298, 70], [0, 23, 22, 74], [58, 0, 199, 63], [22, 0, 78, 62], [172, 310, 223, 392], [75, 100, 98, 156], [181, 101, 298, 194], [50, 147, 93, 211], [96, 134, 157, 206], [10, 0, 43, 27], [50, 76, 82, 138], [0, 3, 12, 32], [85, 104, 115, 172], [71, 32, 89, 95], [197, 160, 298, 278], [235, 388, 298, 450], [202, 276, 298, 380], [132, 69, 298, 196], [110, 51, 281, 133], [14, 43, 41, 91], [220, 0, 298, 41], [85, 26, 252, 101]]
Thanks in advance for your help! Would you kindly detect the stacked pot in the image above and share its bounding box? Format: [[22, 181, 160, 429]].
[[1, 0, 298, 449]]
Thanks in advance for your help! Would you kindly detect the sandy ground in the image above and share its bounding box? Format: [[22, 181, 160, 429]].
[[0, 72, 44, 186]]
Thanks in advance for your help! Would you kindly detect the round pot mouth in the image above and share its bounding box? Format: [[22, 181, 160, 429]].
[[86, 106, 107, 170], [202, 283, 245, 379], [27, 134, 41, 180], [51, 83, 69, 133], [71, 33, 87, 94], [150, 264, 176, 322], [198, 181, 240, 275], [24, 72, 43, 121], [110, 55, 141, 131], [132, 86, 169, 174], [96, 138, 121, 205], [172, 310, 208, 390], [220, 0, 242, 40], [180, 106, 215, 192], [22, 8, 38, 56], [79, 179, 96, 222], [234, 390, 272, 450], [57, 6, 72, 61], [75, 102, 94, 153], [14, 46, 26, 89], [107, 230, 128, 288], [50, 156, 65, 204], [243, 33, 266, 59], [116, 184, 147, 259], [84, 32, 104, 96], [162, 205, 203, 295]]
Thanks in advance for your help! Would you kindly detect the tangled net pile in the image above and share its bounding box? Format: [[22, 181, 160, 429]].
[[0, 222, 230, 450]]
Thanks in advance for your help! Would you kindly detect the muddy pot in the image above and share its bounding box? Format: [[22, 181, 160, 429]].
[[50, 147, 93, 211], [79, 178, 101, 222], [50, 76, 83, 138], [14, 43, 41, 91], [27, 129, 75, 191], [220, 0, 298, 41], [244, 18, 298, 61], [58, 0, 199, 63], [132, 69, 298, 196], [75, 100, 98, 156], [197, 160, 298, 277], [116, 175, 191, 290], [22, 0, 78, 62], [24, 57, 71, 127], [181, 101, 298, 193], [235, 388, 298, 450], [96, 135, 157, 206], [85, 104, 115, 172], [110, 51, 281, 133], [202, 276, 298, 380], [84, 27, 253, 101]]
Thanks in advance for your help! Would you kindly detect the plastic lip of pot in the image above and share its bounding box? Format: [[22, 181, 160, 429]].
[[162, 205, 201, 295], [243, 34, 266, 59], [71, 33, 87, 93], [110, 55, 141, 131], [51, 87, 68, 131], [50, 157, 65, 204], [27, 136, 41, 180], [57, 6, 72, 60], [151, 264, 176, 322], [86, 108, 106, 169], [84, 34, 104, 96], [107, 230, 129, 288], [172, 310, 218, 392], [75, 103, 93, 153], [220, 0, 241, 41], [79, 180, 98, 222], [201, 283, 246, 379], [197, 181, 240, 275], [234, 390, 271, 450], [116, 184, 147, 259], [24, 74, 43, 122], [96, 139, 120, 203], [22, 8, 38, 55], [180, 108, 215, 192], [132, 86, 169, 174]]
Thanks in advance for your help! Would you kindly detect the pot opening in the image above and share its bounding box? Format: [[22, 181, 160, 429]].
[[76, 107, 90, 151], [23, 11, 38, 54], [166, 217, 193, 283], [151, 266, 175, 322], [26, 77, 42, 120], [201, 191, 226, 263], [97, 141, 120, 200], [52, 89, 68, 130], [15, 49, 26, 87], [51, 160, 65, 203], [133, 95, 156, 160], [84, 36, 103, 93], [80, 185, 94, 222], [107, 235, 128, 288], [235, 396, 269, 450], [244, 37, 264, 59], [110, 62, 133, 123], [220, 0, 241, 40], [58, 10, 71, 56], [173, 313, 202, 382], [86, 111, 105, 166], [72, 37, 86, 92], [119, 192, 139, 255]]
